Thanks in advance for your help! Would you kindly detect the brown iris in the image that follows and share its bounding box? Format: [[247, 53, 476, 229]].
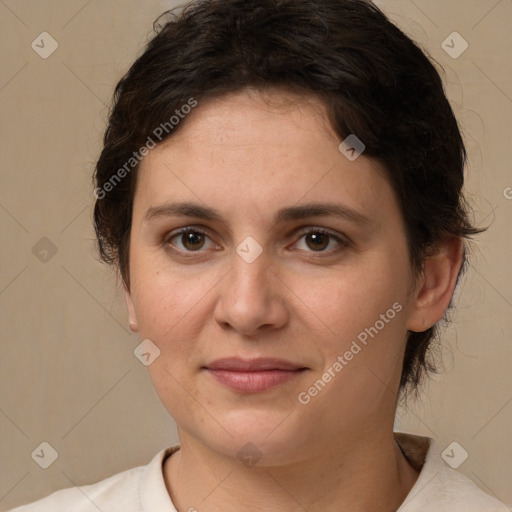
[[181, 232, 205, 251], [305, 232, 329, 251]]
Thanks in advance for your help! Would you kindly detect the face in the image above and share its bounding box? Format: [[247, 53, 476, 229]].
[[125, 89, 421, 464]]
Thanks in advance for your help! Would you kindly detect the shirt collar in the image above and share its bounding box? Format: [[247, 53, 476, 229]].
[[140, 444, 180, 512], [139, 433, 441, 512]]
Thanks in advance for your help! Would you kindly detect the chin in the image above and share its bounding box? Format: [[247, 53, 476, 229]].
[[183, 407, 315, 467]]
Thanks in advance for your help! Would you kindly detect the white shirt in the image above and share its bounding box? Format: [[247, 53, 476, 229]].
[[9, 432, 509, 511]]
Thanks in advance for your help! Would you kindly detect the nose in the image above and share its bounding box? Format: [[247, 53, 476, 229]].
[[213, 249, 289, 338]]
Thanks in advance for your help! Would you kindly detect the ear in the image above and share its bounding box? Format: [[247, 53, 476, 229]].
[[124, 284, 139, 333], [406, 236, 464, 332]]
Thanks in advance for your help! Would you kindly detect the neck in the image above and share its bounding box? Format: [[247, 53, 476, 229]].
[[163, 428, 420, 512]]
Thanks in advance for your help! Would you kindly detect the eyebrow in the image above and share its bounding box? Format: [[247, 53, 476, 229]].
[[143, 201, 372, 227]]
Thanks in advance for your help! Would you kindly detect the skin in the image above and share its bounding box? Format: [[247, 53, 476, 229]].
[[125, 88, 463, 511]]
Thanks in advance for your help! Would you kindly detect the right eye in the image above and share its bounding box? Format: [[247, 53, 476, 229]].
[[166, 227, 219, 254]]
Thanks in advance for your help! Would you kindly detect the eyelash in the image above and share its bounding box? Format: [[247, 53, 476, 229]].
[[164, 226, 348, 257]]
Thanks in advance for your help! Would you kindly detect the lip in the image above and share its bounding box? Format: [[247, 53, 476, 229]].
[[206, 357, 305, 372], [204, 357, 307, 393]]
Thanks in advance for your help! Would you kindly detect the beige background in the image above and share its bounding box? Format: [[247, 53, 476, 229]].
[[0, 0, 511, 510]]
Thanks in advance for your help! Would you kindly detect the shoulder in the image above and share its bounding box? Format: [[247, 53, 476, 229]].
[[8, 447, 178, 512], [395, 432, 509, 512], [441, 466, 509, 510], [8, 467, 143, 512]]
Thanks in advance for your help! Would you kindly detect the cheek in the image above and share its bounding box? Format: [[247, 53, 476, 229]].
[[295, 263, 406, 344], [130, 259, 226, 367], [132, 255, 197, 321], [293, 259, 410, 406], [132, 270, 211, 405], [131, 266, 193, 342]]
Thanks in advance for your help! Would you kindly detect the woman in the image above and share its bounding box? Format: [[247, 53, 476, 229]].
[[11, 0, 509, 510]]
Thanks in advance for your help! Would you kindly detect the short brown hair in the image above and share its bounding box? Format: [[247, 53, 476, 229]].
[[93, 0, 482, 395]]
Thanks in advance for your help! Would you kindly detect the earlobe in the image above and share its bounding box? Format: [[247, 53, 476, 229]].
[[406, 237, 464, 333], [124, 285, 139, 333]]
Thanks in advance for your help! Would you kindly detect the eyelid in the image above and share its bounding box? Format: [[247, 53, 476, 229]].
[[165, 225, 210, 241], [295, 226, 347, 240]]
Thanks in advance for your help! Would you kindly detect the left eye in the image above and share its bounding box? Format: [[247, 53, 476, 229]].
[[293, 229, 344, 252]]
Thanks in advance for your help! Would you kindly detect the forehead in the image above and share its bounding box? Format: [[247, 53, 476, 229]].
[[150, 89, 339, 167], [133, 89, 399, 228]]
